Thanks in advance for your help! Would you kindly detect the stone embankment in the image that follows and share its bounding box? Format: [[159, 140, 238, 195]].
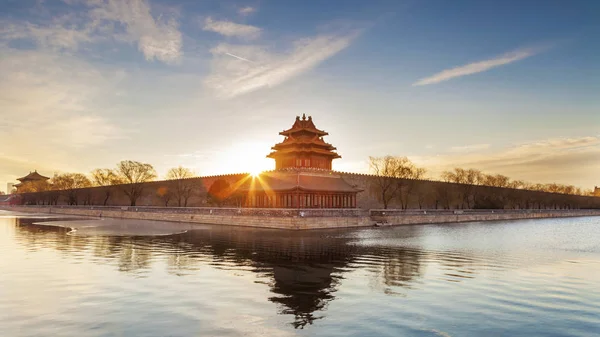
[[370, 209, 600, 226], [3, 206, 600, 230]]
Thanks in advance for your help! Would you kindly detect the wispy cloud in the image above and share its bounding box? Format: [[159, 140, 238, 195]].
[[203, 17, 261, 39], [413, 46, 545, 86], [204, 32, 358, 98], [449, 143, 490, 153], [88, 0, 182, 63], [1, 18, 93, 51], [238, 6, 256, 16], [1, 0, 183, 64]]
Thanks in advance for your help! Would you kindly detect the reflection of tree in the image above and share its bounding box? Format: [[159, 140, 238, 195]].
[[10, 219, 483, 329], [380, 248, 424, 289], [14, 219, 155, 273], [13, 218, 92, 252]]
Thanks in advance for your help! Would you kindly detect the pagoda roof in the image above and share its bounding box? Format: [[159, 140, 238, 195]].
[[267, 147, 341, 159], [280, 114, 328, 136], [273, 134, 336, 149], [17, 171, 50, 182], [235, 171, 361, 193]]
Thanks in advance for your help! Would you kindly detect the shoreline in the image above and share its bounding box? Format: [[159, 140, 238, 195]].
[[2, 205, 600, 230]]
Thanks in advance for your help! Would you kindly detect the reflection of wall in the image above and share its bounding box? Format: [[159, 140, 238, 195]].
[[11, 219, 441, 328]]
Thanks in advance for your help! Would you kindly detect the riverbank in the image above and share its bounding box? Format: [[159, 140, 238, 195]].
[[3, 205, 600, 230]]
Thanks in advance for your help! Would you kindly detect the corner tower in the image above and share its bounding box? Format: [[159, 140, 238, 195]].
[[267, 114, 341, 170]]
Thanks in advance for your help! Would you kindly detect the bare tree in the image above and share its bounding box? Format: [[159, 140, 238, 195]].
[[156, 186, 173, 207], [441, 168, 483, 208], [397, 166, 426, 210], [52, 173, 92, 205], [414, 183, 433, 209], [483, 174, 510, 188], [115, 160, 157, 206], [369, 156, 425, 209], [91, 168, 124, 206], [165, 166, 197, 207]]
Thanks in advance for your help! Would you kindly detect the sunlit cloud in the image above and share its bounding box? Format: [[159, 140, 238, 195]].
[[88, 0, 183, 63], [203, 17, 261, 39], [449, 143, 490, 153], [414, 136, 600, 187], [204, 32, 358, 98], [238, 6, 256, 16], [0, 48, 124, 178], [413, 46, 546, 86]]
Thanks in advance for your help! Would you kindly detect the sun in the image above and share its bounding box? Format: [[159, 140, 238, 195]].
[[215, 141, 273, 176], [248, 164, 264, 177]]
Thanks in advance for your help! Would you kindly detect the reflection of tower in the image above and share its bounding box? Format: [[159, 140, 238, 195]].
[[176, 228, 358, 328], [269, 263, 340, 328], [11, 218, 436, 330]]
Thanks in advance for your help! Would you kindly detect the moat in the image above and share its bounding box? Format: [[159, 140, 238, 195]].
[[1, 210, 599, 336]]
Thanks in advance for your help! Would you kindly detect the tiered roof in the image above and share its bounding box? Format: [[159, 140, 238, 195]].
[[15, 171, 50, 188], [17, 171, 50, 182], [267, 114, 341, 160]]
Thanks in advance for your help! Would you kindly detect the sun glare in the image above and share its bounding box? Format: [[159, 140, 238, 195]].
[[211, 141, 273, 177]]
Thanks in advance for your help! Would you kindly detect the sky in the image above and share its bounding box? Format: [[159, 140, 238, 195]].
[[1, 0, 599, 193]]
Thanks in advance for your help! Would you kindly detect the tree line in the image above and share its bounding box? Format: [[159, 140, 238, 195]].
[[13, 157, 598, 209], [16, 160, 197, 207], [369, 156, 598, 209]]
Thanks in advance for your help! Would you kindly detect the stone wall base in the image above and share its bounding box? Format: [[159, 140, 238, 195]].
[[3, 206, 599, 230], [3, 206, 372, 230]]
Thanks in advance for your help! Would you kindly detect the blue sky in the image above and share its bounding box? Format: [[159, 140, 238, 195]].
[[1, 0, 599, 192]]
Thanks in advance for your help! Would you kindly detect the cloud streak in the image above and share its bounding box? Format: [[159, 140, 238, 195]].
[[238, 6, 256, 16], [204, 32, 358, 98], [413, 47, 544, 86], [449, 143, 490, 153], [203, 17, 261, 39], [225, 52, 254, 62]]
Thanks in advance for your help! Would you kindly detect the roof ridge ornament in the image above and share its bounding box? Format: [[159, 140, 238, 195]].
[[302, 113, 306, 120]]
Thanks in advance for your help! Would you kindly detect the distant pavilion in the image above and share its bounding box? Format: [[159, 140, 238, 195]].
[[235, 115, 361, 208], [14, 171, 50, 192]]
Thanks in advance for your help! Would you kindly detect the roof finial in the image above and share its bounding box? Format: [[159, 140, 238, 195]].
[[302, 113, 306, 120]]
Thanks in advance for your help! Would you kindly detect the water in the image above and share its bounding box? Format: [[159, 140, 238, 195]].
[[1, 210, 599, 336]]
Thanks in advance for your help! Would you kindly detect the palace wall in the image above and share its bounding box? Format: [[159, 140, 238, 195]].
[[338, 172, 600, 210], [13, 171, 600, 210]]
